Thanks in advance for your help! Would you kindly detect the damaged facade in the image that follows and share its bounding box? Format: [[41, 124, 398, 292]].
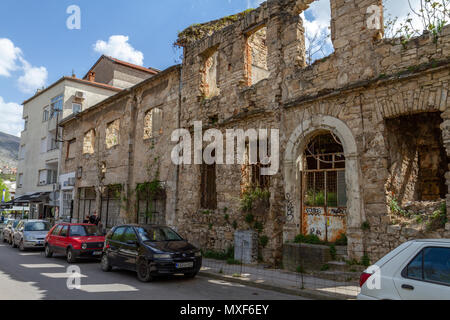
[[60, 0, 450, 265]]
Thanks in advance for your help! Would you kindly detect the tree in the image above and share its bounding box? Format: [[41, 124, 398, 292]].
[[305, 28, 331, 65], [385, 0, 450, 42], [0, 179, 11, 203]]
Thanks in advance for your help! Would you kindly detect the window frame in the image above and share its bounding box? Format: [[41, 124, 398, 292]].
[[401, 246, 450, 287], [66, 139, 76, 160]]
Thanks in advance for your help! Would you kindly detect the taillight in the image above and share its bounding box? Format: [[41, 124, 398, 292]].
[[360, 272, 372, 287]]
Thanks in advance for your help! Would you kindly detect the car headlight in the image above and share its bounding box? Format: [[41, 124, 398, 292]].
[[195, 251, 202, 257], [81, 243, 87, 250], [154, 253, 171, 259]]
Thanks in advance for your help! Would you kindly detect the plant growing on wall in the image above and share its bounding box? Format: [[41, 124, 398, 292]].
[[240, 187, 270, 212], [384, 0, 450, 43]]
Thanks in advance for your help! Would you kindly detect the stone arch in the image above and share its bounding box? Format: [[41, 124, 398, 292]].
[[283, 114, 365, 258]]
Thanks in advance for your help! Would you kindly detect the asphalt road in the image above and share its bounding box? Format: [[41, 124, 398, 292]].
[[0, 240, 305, 300]]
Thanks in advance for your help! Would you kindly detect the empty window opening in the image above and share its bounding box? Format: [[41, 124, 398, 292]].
[[200, 47, 220, 98], [106, 119, 120, 149], [143, 108, 163, 139], [383, 0, 449, 39], [241, 139, 271, 193], [245, 26, 269, 86], [83, 129, 95, 154], [386, 113, 449, 203], [302, 0, 333, 65]]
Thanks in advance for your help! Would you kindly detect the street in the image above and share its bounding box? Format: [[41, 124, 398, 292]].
[[0, 243, 304, 300]]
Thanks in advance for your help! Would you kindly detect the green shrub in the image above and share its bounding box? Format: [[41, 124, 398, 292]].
[[361, 221, 371, 231], [254, 221, 264, 233], [245, 213, 255, 224], [321, 264, 330, 271], [296, 265, 305, 273], [361, 255, 371, 267], [227, 258, 241, 265], [335, 233, 348, 246], [329, 244, 337, 260], [426, 202, 447, 231], [240, 187, 270, 212], [232, 220, 238, 230], [259, 235, 269, 248], [203, 246, 234, 260], [294, 234, 323, 245]]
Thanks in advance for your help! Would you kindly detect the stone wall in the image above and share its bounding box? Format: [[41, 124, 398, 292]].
[[61, 0, 450, 266]]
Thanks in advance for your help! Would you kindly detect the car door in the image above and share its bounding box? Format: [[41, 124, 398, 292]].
[[48, 225, 63, 251], [393, 245, 450, 300], [14, 221, 24, 245], [59, 226, 69, 251], [118, 227, 139, 271], [108, 227, 127, 267]]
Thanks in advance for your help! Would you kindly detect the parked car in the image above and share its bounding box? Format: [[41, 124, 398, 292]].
[[358, 239, 450, 300], [44, 223, 105, 263], [101, 224, 202, 282], [0, 218, 9, 239], [12, 220, 51, 251], [3, 219, 20, 244]]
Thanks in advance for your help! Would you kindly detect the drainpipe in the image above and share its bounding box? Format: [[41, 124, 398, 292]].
[[173, 65, 183, 228]]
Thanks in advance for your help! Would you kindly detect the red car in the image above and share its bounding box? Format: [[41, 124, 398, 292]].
[[45, 223, 105, 263]]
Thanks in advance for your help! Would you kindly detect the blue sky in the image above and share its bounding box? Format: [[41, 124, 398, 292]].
[[0, 0, 421, 137]]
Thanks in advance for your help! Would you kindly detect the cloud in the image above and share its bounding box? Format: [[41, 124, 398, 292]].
[[0, 96, 23, 137], [0, 38, 48, 94], [0, 38, 22, 77], [17, 59, 48, 94], [94, 35, 144, 66]]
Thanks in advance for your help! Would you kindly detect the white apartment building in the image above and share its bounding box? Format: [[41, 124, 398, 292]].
[[16, 55, 159, 221]]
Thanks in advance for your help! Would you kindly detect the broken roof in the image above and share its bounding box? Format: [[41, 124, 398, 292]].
[[176, 9, 255, 46]]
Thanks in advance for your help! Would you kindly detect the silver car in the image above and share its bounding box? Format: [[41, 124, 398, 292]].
[[0, 218, 10, 237], [2, 219, 20, 244], [12, 220, 51, 251]]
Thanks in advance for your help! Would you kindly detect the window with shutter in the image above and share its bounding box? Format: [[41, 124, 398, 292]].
[[201, 162, 217, 210]]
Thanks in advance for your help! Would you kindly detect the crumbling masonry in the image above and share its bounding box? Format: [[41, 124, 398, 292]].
[[60, 0, 450, 265]]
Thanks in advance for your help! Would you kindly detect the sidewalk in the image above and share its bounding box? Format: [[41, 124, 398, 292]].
[[199, 258, 360, 300]]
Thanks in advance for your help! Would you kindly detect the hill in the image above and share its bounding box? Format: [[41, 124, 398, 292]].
[[0, 131, 20, 168]]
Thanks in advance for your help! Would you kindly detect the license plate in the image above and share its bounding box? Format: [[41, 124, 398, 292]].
[[93, 251, 102, 256], [176, 262, 194, 269]]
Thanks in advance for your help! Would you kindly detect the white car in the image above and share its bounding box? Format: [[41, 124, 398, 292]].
[[358, 239, 450, 300]]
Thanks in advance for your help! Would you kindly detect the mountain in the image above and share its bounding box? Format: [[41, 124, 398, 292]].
[[0, 131, 20, 168]]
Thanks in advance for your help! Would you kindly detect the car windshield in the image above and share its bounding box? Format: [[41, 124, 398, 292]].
[[24, 221, 50, 232], [136, 227, 183, 242], [69, 225, 101, 237]]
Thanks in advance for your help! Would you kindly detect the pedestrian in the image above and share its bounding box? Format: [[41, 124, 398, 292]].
[[83, 215, 90, 223], [89, 211, 100, 225]]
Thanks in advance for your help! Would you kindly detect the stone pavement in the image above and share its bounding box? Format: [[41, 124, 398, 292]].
[[200, 258, 361, 300]]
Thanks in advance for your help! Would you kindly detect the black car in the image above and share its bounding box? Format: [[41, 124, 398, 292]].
[[101, 224, 202, 282]]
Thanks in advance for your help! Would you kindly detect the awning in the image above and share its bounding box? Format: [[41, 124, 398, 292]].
[[11, 192, 51, 204]]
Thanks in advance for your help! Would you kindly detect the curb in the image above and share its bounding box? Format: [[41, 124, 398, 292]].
[[199, 271, 351, 300]]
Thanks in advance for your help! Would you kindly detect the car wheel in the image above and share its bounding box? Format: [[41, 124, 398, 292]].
[[184, 271, 198, 279], [66, 248, 76, 264], [136, 260, 153, 282], [101, 254, 112, 272], [19, 240, 25, 251], [44, 244, 53, 258]]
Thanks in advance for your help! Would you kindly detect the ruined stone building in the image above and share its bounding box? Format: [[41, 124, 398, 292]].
[[60, 0, 450, 265]]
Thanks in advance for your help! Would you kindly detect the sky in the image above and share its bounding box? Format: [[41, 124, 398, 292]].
[[0, 0, 425, 137]]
